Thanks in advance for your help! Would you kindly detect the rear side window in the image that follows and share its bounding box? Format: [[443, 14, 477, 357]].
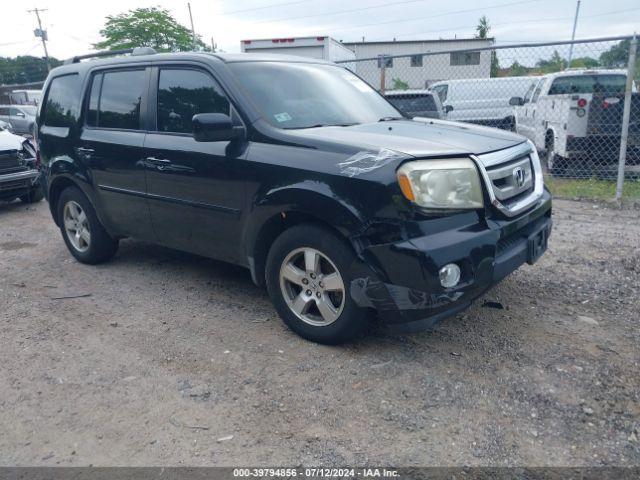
[[88, 69, 146, 130], [548, 75, 626, 95], [157, 69, 230, 134], [43, 74, 81, 127]]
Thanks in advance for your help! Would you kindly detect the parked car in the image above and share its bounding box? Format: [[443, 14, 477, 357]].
[[429, 76, 541, 131], [510, 69, 639, 175], [0, 119, 13, 133], [384, 90, 444, 119], [38, 48, 551, 344], [0, 105, 37, 135], [0, 128, 42, 203]]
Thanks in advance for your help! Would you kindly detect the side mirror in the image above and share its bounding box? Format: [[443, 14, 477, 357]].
[[509, 96, 524, 106], [444, 105, 454, 114], [192, 113, 243, 142]]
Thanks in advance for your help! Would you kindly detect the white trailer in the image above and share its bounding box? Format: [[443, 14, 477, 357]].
[[240, 36, 355, 66]]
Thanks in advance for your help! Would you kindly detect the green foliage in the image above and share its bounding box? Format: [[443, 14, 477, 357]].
[[392, 78, 409, 90], [94, 7, 208, 52], [475, 16, 491, 39], [0, 56, 61, 85], [536, 50, 565, 73], [569, 57, 600, 69], [490, 51, 500, 77], [506, 61, 528, 76], [599, 39, 640, 79]]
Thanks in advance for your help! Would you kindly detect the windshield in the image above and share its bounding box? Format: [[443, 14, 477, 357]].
[[548, 75, 626, 95], [228, 62, 400, 129]]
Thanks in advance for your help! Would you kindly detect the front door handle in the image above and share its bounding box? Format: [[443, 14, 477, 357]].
[[146, 156, 171, 164], [77, 147, 95, 154]]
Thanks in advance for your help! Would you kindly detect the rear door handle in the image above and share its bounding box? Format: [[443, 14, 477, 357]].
[[146, 156, 171, 164]]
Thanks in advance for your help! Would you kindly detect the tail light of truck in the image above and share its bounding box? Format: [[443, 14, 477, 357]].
[[577, 98, 587, 108]]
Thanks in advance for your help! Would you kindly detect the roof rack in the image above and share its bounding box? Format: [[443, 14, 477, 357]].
[[64, 47, 157, 65]]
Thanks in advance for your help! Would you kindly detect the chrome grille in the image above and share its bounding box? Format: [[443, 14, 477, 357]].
[[0, 151, 23, 173], [474, 141, 544, 217]]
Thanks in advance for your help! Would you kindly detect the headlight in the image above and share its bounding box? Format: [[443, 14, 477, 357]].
[[397, 158, 484, 210]]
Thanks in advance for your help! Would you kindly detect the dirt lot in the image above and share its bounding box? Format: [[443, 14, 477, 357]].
[[0, 198, 638, 467]]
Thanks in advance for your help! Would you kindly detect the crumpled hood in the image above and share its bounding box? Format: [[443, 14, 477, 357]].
[[0, 130, 26, 152], [289, 118, 526, 157]]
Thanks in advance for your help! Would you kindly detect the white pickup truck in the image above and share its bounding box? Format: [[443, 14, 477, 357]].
[[510, 69, 639, 176]]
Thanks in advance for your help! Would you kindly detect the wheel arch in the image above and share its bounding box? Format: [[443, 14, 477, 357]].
[[244, 185, 366, 287], [48, 175, 99, 227]]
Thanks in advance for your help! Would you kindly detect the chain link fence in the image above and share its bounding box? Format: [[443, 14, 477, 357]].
[[338, 35, 640, 200]]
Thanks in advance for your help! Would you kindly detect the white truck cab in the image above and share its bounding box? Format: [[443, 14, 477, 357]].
[[511, 69, 637, 175]]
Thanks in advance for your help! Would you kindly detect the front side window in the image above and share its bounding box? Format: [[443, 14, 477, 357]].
[[531, 84, 543, 103], [91, 69, 146, 130], [450, 52, 480, 66], [431, 84, 448, 102], [228, 62, 400, 130], [43, 74, 81, 127], [410, 55, 423, 67], [157, 69, 229, 134], [523, 82, 537, 103]]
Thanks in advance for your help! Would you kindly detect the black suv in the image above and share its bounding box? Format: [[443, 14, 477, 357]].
[[37, 48, 551, 344]]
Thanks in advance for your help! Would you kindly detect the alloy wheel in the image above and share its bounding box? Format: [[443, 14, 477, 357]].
[[279, 247, 345, 327], [63, 200, 91, 253]]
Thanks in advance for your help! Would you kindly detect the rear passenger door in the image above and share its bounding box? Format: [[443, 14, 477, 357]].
[[79, 68, 155, 240], [143, 66, 246, 262]]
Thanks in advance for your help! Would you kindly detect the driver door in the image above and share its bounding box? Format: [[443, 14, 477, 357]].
[[143, 66, 247, 263]]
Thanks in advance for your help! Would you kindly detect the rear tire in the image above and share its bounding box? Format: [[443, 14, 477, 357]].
[[19, 186, 43, 204], [57, 186, 119, 264], [544, 136, 566, 176], [265, 224, 368, 344]]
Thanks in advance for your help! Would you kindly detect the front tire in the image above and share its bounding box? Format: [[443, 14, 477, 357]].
[[57, 186, 119, 264], [265, 224, 368, 344]]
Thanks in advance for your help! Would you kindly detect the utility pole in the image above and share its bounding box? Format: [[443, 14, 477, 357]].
[[187, 3, 196, 50], [566, 0, 581, 69], [210, 37, 216, 52], [28, 7, 50, 72]]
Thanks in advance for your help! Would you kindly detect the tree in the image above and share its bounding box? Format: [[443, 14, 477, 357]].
[[536, 50, 565, 73], [94, 7, 208, 52], [508, 61, 528, 76], [569, 57, 600, 69], [600, 39, 640, 79], [392, 78, 409, 90], [0, 56, 61, 85], [475, 16, 491, 39]]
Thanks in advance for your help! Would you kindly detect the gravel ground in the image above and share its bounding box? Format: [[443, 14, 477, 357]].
[[0, 198, 638, 467]]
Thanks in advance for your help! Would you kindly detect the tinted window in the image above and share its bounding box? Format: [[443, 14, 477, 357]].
[[450, 52, 480, 66], [0, 107, 9, 115], [157, 69, 229, 134], [98, 70, 146, 130], [387, 95, 437, 115], [410, 55, 423, 67], [431, 85, 448, 102], [548, 75, 626, 95], [87, 74, 102, 127], [43, 74, 81, 127]]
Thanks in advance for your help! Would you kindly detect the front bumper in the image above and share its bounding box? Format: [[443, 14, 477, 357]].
[[0, 169, 39, 199], [352, 190, 552, 331]]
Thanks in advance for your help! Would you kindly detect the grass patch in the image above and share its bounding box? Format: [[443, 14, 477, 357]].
[[545, 176, 640, 200]]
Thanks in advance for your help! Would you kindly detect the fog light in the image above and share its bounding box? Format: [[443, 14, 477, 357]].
[[439, 263, 461, 288]]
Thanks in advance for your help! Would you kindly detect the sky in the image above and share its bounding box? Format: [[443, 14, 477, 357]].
[[0, 0, 638, 60]]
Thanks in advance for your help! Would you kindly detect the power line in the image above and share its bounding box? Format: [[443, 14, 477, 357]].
[[218, 0, 309, 15], [248, 0, 446, 26], [367, 7, 640, 43], [286, 0, 543, 34]]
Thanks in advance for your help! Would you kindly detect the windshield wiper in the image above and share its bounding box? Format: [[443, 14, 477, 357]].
[[378, 116, 405, 122]]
